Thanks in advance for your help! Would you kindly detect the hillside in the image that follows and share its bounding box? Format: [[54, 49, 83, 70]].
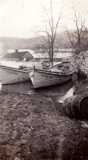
[[0, 32, 71, 50]]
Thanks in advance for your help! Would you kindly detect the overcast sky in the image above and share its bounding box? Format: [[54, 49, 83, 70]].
[[0, 0, 88, 38]]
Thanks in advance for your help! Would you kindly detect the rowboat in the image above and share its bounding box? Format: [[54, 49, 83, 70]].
[[29, 64, 74, 88], [0, 65, 30, 84], [49, 61, 75, 74]]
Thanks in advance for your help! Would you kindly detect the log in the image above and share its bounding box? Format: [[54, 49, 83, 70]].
[[63, 92, 88, 119]]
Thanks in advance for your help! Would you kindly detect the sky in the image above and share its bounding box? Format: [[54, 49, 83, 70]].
[[0, 0, 88, 38]]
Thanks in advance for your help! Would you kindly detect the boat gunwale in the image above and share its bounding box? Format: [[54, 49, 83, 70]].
[[0, 65, 32, 73], [34, 68, 74, 76]]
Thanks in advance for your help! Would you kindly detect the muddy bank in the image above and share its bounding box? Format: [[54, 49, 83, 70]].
[[0, 90, 88, 160]]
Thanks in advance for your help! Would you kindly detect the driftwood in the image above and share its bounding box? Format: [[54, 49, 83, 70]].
[[63, 92, 88, 119]]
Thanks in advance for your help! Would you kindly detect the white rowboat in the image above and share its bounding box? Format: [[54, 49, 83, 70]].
[[0, 65, 30, 84], [29, 67, 73, 88]]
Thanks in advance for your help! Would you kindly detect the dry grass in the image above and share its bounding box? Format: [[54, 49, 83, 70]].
[[0, 91, 87, 159]]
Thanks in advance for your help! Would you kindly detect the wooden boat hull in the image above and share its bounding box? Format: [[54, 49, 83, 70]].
[[0, 65, 29, 84], [29, 68, 72, 88]]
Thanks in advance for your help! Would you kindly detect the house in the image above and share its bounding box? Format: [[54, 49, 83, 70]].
[[4, 49, 34, 61], [23, 52, 33, 61]]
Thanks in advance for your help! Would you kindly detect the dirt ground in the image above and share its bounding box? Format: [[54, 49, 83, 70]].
[[0, 82, 88, 160]]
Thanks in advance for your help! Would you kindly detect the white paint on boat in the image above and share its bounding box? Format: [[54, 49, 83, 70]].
[[29, 68, 72, 88], [0, 65, 29, 84]]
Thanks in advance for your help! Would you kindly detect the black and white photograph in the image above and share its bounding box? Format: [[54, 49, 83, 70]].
[[0, 0, 88, 159]]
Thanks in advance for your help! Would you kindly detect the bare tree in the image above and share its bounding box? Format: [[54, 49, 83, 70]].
[[67, 11, 88, 55], [66, 11, 88, 82], [41, 0, 61, 66]]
